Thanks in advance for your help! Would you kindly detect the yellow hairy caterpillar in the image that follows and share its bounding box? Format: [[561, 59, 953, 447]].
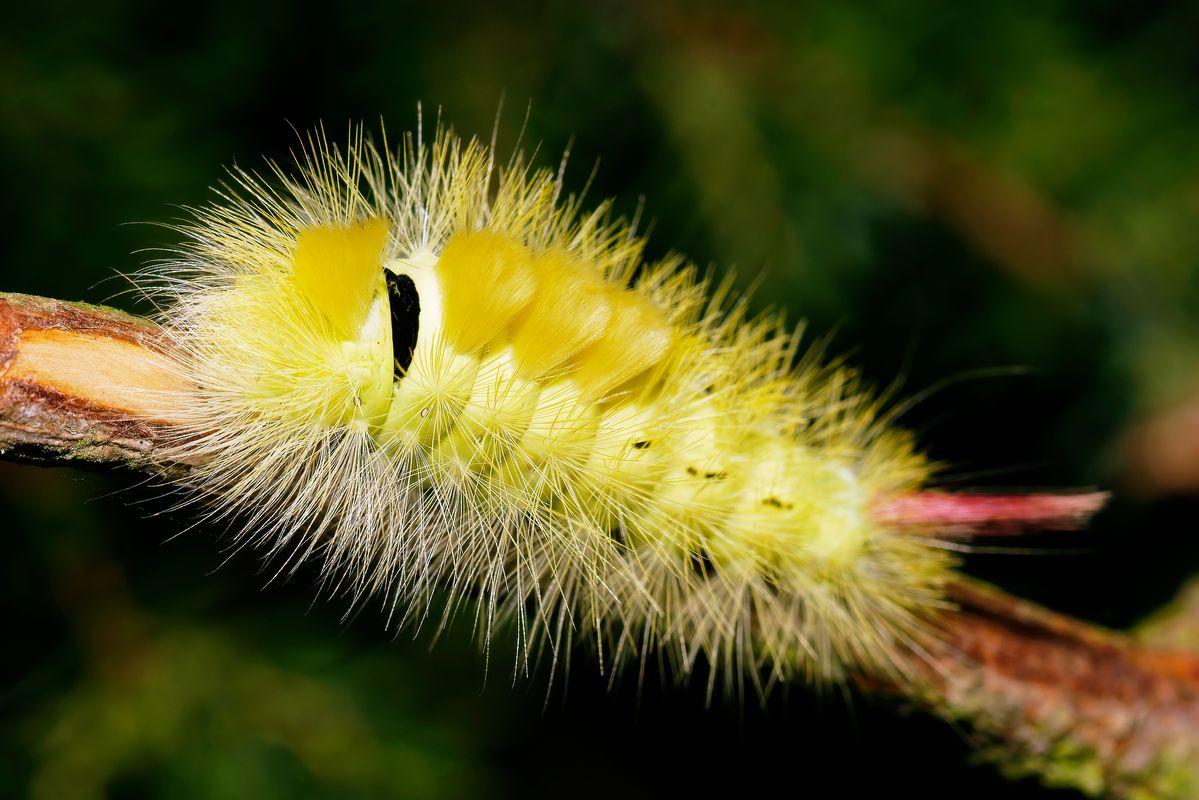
[[134, 121, 955, 692]]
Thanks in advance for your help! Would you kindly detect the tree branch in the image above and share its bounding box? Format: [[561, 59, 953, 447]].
[[1, 291, 1196, 798], [926, 581, 1199, 798], [0, 292, 195, 475]]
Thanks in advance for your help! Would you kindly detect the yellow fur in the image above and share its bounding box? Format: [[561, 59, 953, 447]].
[[293, 218, 389, 338], [436, 231, 537, 353], [142, 122, 954, 692]]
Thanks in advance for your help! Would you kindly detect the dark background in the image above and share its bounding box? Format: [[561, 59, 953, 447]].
[[3, 1, 1199, 797]]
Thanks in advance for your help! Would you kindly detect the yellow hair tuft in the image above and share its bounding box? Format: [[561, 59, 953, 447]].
[[292, 217, 389, 339]]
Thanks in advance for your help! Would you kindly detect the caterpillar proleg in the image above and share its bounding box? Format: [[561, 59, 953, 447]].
[[139, 120, 955, 692]]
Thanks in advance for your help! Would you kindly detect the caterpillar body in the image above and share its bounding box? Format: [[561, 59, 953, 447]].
[[143, 123, 952, 692]]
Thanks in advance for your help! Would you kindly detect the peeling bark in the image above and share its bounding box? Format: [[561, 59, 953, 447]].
[[0, 293, 195, 474]]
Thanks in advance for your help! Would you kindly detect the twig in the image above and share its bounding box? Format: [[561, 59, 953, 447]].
[[0, 292, 195, 475], [1, 291, 1196, 798], [925, 581, 1199, 798]]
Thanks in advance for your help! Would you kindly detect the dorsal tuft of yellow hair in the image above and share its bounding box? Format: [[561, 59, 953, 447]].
[[292, 217, 390, 339]]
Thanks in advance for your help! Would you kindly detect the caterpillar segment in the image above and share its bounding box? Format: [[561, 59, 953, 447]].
[[152, 130, 953, 689]]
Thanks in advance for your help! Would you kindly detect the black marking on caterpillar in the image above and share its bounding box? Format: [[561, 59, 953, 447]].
[[386, 272, 420, 377]]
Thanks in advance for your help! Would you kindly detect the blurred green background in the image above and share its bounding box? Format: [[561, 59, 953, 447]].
[[4, 1, 1199, 797]]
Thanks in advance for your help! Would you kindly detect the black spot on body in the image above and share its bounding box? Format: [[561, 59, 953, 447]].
[[632, 440, 651, 450], [685, 465, 727, 480], [386, 272, 420, 377]]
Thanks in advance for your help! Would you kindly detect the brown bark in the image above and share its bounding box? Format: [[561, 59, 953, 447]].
[[923, 582, 1199, 798], [1, 291, 1197, 798], [0, 292, 195, 474]]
